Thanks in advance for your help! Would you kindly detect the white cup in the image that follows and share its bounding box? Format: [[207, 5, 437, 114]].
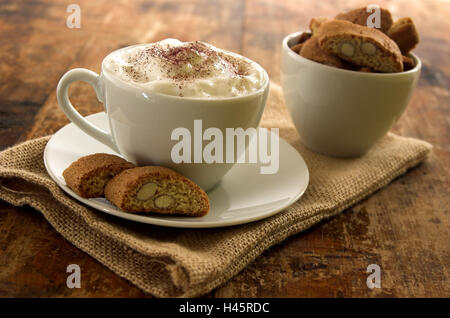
[[281, 31, 421, 157], [57, 45, 269, 191]]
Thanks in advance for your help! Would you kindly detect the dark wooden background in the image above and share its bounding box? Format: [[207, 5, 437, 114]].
[[0, 0, 448, 297]]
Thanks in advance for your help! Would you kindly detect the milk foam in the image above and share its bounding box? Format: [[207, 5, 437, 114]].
[[103, 39, 266, 98]]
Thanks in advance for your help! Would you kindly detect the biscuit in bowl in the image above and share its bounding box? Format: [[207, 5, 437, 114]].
[[335, 6, 393, 33], [300, 36, 352, 69], [387, 17, 419, 55], [317, 20, 403, 73]]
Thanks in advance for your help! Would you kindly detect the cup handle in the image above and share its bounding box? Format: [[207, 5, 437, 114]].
[[56, 68, 120, 153]]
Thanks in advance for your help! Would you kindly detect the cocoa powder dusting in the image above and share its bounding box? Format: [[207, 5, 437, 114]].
[[128, 41, 251, 85]]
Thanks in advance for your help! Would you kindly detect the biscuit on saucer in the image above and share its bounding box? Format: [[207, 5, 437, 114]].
[[104, 166, 210, 217], [63, 153, 135, 198]]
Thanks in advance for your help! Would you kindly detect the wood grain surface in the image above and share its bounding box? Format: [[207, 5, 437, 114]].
[[0, 0, 449, 297]]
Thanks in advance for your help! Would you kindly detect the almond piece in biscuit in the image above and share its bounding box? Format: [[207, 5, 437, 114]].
[[317, 20, 403, 73], [387, 17, 419, 55], [104, 166, 210, 217], [335, 6, 393, 33], [63, 153, 135, 198], [299, 36, 352, 69]]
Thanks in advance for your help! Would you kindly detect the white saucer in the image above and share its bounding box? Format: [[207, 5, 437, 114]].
[[44, 112, 309, 228]]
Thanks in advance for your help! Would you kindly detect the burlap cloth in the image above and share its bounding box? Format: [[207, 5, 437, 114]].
[[0, 83, 431, 297]]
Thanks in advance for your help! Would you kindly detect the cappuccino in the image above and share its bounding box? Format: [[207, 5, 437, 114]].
[[103, 39, 267, 98]]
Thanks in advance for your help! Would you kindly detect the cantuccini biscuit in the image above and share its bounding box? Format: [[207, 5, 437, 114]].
[[387, 17, 419, 55], [299, 36, 352, 69], [290, 32, 312, 53], [104, 166, 210, 217], [357, 66, 375, 73], [317, 20, 403, 73], [63, 153, 135, 198], [402, 55, 415, 71], [309, 17, 329, 35], [297, 31, 312, 44], [291, 43, 303, 54], [335, 6, 393, 33]]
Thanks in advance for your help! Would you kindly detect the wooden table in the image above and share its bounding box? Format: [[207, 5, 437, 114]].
[[0, 0, 448, 297]]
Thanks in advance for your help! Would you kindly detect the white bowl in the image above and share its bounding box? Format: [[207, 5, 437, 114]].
[[280, 31, 421, 157]]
